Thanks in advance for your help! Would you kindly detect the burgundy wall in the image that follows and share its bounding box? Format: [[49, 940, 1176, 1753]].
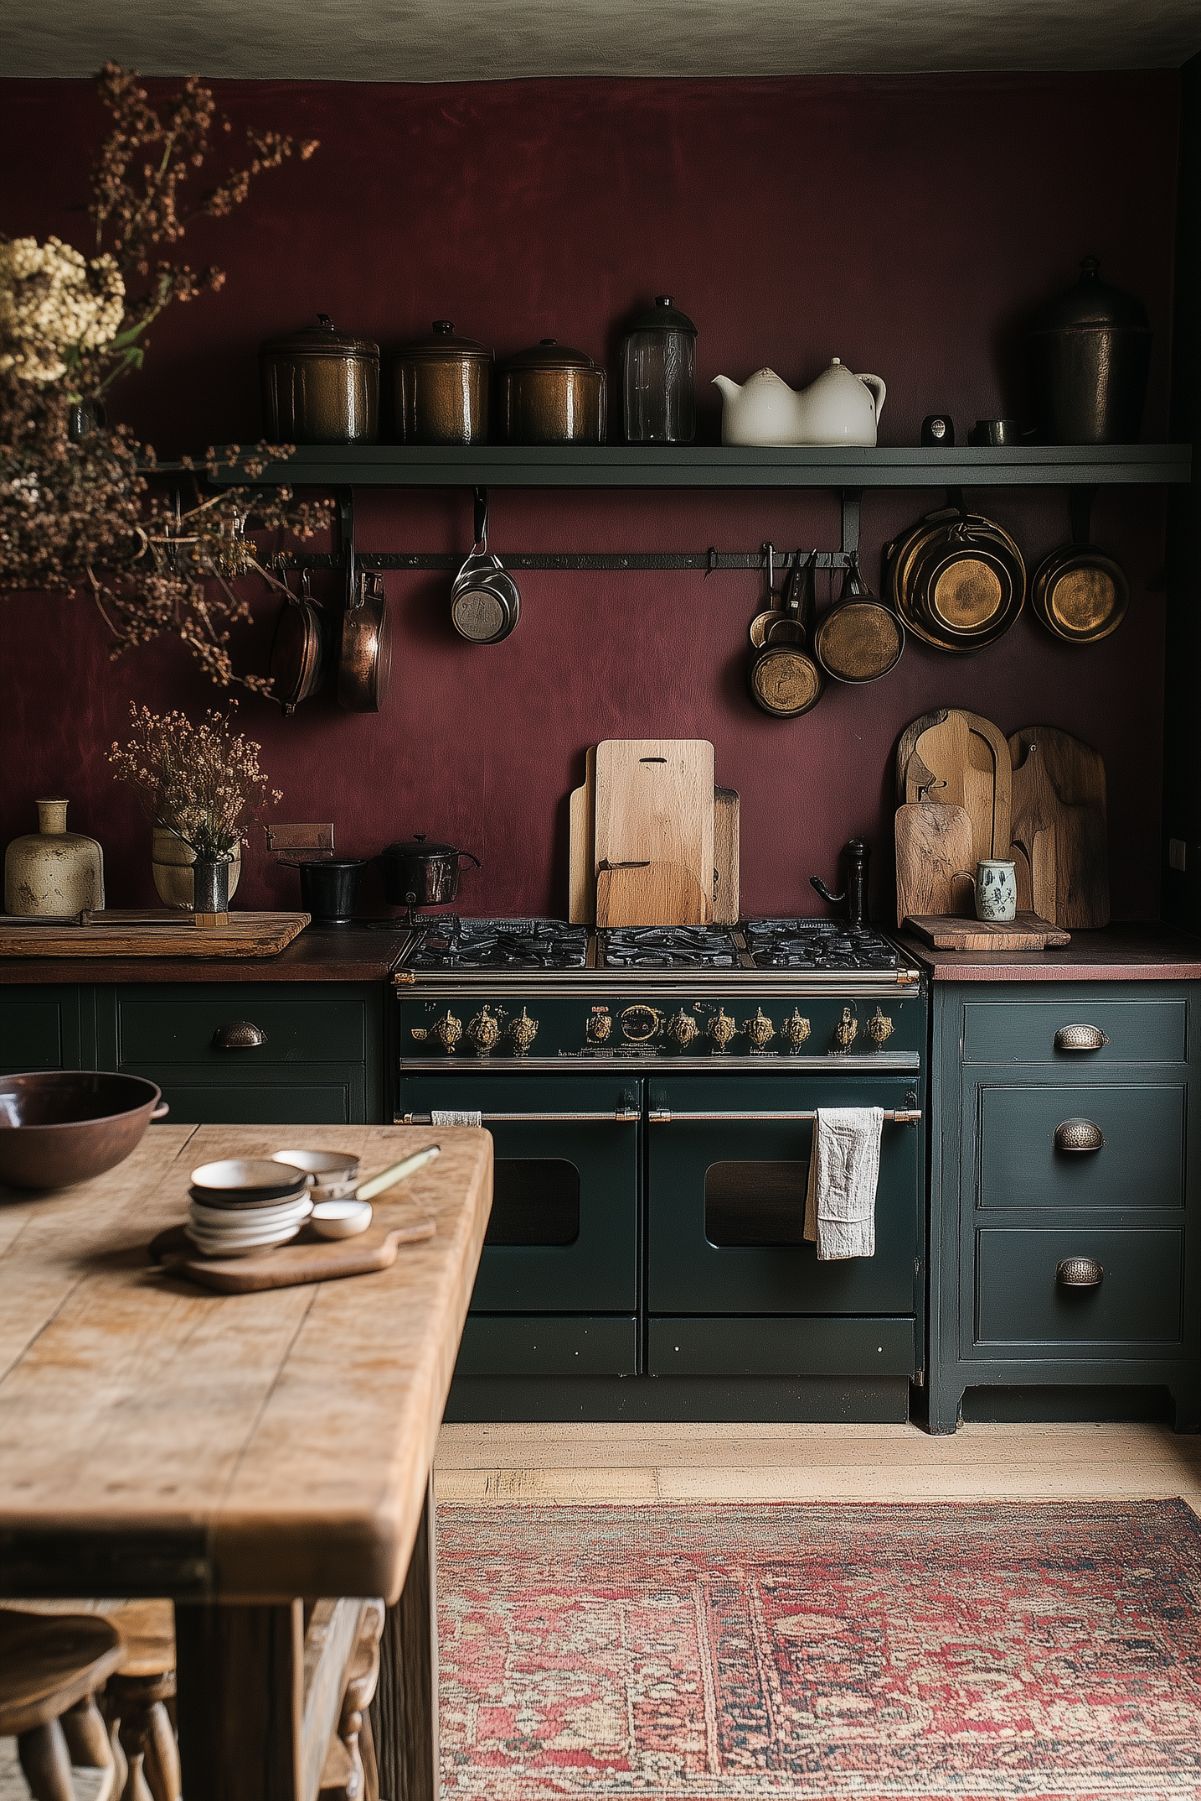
[[0, 73, 1179, 921]]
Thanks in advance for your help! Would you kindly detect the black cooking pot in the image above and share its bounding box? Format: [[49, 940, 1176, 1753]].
[[379, 834, 481, 908]]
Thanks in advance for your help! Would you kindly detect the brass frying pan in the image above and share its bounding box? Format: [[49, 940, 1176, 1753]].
[[886, 508, 1025, 653], [1031, 543, 1128, 644], [749, 553, 824, 717], [814, 551, 905, 683], [337, 569, 391, 712]]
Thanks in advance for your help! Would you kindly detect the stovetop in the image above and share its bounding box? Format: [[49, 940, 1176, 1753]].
[[401, 916, 904, 975]]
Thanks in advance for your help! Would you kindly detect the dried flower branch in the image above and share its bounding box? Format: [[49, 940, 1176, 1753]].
[[0, 64, 328, 688], [108, 702, 281, 858]]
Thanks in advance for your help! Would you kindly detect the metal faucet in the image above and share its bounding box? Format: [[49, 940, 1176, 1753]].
[[810, 838, 870, 928]]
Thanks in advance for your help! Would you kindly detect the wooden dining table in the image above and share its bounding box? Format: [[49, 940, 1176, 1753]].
[[0, 1122, 493, 1801]]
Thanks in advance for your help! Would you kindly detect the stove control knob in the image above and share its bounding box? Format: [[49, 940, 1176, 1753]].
[[783, 1009, 812, 1051], [620, 1003, 662, 1043], [506, 1007, 539, 1056], [833, 1007, 859, 1052], [432, 1010, 463, 1053], [586, 1012, 613, 1045], [742, 1008, 776, 1050], [707, 1007, 737, 1052], [467, 1006, 502, 1055], [867, 1007, 895, 1047], [667, 1010, 700, 1048]]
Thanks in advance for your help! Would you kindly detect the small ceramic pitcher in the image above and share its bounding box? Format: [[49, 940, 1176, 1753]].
[[971, 859, 1018, 923]]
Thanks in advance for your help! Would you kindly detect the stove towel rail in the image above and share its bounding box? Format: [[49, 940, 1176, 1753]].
[[647, 1107, 922, 1125], [398, 1107, 640, 1124]]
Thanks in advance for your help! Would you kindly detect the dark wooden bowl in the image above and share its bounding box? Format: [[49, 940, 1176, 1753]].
[[0, 1071, 168, 1191]]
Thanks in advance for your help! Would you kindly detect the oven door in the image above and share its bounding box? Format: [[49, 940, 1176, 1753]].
[[646, 1074, 921, 1316], [397, 1075, 639, 1313]]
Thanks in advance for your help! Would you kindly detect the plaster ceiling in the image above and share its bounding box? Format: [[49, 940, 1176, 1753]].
[[3, 0, 1199, 80]]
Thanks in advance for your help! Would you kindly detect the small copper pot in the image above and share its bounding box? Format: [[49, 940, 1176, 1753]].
[[260, 314, 380, 445], [500, 339, 606, 445], [393, 320, 493, 445]]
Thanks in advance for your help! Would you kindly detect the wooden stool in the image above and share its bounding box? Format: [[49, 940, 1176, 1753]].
[[103, 1602, 180, 1801], [319, 1601, 385, 1801], [0, 1609, 123, 1801]]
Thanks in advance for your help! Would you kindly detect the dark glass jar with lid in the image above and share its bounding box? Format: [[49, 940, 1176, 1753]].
[[392, 320, 493, 445], [622, 296, 697, 444], [1025, 258, 1151, 444], [259, 314, 379, 444], [499, 340, 606, 445]]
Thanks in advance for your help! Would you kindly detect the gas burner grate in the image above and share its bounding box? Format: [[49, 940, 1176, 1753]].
[[743, 917, 900, 972], [407, 917, 589, 970], [601, 926, 740, 969]]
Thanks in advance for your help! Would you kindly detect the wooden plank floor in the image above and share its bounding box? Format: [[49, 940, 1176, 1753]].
[[435, 1421, 1201, 1507]]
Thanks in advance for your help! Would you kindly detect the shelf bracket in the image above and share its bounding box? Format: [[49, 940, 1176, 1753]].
[[840, 489, 862, 559], [1069, 483, 1098, 546]]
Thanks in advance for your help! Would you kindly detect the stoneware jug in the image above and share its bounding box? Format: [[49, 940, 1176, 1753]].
[[971, 858, 1018, 923], [4, 798, 104, 916], [713, 357, 887, 447]]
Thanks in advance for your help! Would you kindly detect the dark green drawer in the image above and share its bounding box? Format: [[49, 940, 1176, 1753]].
[[974, 1227, 1184, 1352], [116, 994, 366, 1065], [0, 992, 80, 1072], [120, 1063, 366, 1125], [976, 1082, 1185, 1212], [648, 1316, 915, 1378], [456, 1315, 638, 1377], [963, 998, 1187, 1067]]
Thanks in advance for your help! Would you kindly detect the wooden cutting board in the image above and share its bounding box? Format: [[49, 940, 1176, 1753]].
[[898, 710, 1012, 868], [149, 1214, 435, 1293], [1008, 726, 1109, 929], [713, 787, 740, 925], [595, 861, 712, 929], [906, 912, 1071, 950], [592, 740, 715, 926], [894, 801, 976, 927], [0, 911, 309, 959], [567, 747, 597, 924]]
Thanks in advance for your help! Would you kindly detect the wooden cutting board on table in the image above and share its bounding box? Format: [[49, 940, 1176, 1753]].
[[906, 913, 1072, 950], [592, 739, 715, 926], [898, 709, 1012, 868], [894, 801, 976, 927], [1008, 726, 1109, 929]]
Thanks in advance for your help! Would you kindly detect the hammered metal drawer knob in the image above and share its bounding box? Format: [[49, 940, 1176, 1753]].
[[1056, 1255, 1104, 1289], [211, 1020, 267, 1050], [1054, 1023, 1110, 1053], [1054, 1117, 1105, 1153]]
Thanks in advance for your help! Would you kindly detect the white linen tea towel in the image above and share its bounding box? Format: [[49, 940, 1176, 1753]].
[[430, 1110, 483, 1127], [803, 1106, 884, 1260]]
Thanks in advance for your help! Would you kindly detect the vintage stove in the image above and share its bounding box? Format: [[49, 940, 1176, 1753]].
[[393, 917, 926, 1425]]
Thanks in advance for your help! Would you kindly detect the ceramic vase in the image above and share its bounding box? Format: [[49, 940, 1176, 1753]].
[[974, 859, 1018, 923], [151, 827, 242, 909], [192, 855, 232, 925], [4, 799, 104, 917]]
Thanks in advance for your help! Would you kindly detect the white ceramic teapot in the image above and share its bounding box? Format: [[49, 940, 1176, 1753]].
[[713, 358, 887, 447]]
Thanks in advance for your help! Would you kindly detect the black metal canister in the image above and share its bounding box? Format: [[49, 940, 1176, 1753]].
[[1026, 257, 1151, 444]]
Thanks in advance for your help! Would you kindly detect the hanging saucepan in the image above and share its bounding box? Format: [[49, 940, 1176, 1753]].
[[886, 508, 1025, 653], [451, 492, 521, 645], [269, 567, 326, 715], [747, 542, 783, 650], [814, 550, 905, 684], [337, 568, 391, 711], [379, 835, 481, 909], [749, 552, 824, 718], [1030, 493, 1127, 644]]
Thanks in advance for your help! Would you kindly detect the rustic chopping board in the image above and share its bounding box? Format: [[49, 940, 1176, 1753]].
[[713, 787, 740, 925], [900, 710, 1012, 867], [894, 801, 976, 927], [906, 913, 1071, 950], [1008, 726, 1109, 929], [595, 861, 712, 929], [0, 910, 310, 959], [567, 747, 597, 924], [592, 739, 715, 926], [149, 1214, 435, 1294]]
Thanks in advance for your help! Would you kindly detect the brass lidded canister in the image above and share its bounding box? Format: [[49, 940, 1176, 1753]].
[[259, 313, 380, 445], [393, 320, 493, 445], [500, 339, 607, 445]]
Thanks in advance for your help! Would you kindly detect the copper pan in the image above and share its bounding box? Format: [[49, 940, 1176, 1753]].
[[1031, 541, 1128, 644], [337, 569, 391, 712], [886, 508, 1025, 654]]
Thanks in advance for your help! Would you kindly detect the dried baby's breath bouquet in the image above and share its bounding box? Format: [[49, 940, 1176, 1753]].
[[108, 703, 281, 859], [0, 64, 329, 687]]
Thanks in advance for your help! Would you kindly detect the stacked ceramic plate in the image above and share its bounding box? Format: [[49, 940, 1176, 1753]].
[[187, 1158, 313, 1258]]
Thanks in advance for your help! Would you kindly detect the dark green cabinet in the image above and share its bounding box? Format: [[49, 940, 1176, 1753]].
[[0, 989, 90, 1074], [928, 981, 1201, 1432]]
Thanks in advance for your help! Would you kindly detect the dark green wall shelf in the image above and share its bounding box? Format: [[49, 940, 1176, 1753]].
[[200, 442, 1192, 490]]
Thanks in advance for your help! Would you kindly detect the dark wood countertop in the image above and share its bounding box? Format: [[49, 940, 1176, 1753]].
[[898, 923, 1201, 983], [0, 925, 411, 985]]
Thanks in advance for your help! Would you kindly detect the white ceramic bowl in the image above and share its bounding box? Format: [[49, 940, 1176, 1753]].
[[191, 1158, 311, 1200], [310, 1198, 373, 1240], [188, 1194, 311, 1228], [271, 1149, 360, 1188], [185, 1221, 303, 1257]]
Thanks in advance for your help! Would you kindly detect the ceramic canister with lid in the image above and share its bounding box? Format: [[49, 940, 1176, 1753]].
[[393, 321, 493, 444], [500, 339, 606, 445], [259, 313, 380, 445]]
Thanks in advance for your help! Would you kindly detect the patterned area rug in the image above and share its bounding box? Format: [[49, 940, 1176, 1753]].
[[439, 1500, 1201, 1801]]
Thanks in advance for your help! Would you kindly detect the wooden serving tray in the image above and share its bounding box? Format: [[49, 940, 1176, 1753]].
[[906, 912, 1071, 951], [149, 1215, 436, 1293], [0, 910, 310, 958]]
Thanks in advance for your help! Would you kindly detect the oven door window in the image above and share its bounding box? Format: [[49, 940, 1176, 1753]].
[[706, 1159, 808, 1247], [488, 1159, 580, 1246]]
